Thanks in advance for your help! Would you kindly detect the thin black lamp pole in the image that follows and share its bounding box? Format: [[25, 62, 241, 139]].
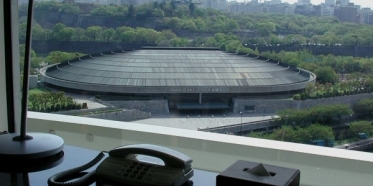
[[15, 0, 34, 141], [240, 111, 242, 135], [4, 0, 16, 133]]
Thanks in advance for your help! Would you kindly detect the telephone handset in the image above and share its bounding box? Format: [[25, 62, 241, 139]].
[[96, 144, 194, 186], [48, 144, 194, 186]]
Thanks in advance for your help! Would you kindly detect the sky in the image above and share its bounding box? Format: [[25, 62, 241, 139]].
[[235, 0, 373, 9]]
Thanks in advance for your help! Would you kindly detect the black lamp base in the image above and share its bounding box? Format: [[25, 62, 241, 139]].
[[0, 132, 64, 173]]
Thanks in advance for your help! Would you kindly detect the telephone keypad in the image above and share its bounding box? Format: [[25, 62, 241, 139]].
[[96, 157, 192, 186]]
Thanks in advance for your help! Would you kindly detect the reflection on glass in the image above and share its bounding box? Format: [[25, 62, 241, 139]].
[[15, 0, 373, 153]]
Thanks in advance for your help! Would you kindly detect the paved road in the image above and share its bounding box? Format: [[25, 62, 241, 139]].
[[68, 94, 107, 109], [133, 114, 276, 130]]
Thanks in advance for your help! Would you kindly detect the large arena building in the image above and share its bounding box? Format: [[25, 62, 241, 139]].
[[40, 48, 316, 111]]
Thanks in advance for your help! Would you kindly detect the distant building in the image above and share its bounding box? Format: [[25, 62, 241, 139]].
[[63, 0, 75, 3], [201, 0, 228, 12], [297, 0, 310, 5], [107, 0, 121, 5], [360, 8, 373, 24], [174, 0, 203, 8], [284, 5, 295, 14], [335, 5, 359, 23], [294, 4, 314, 16], [246, 3, 262, 13], [339, 0, 349, 6], [325, 0, 335, 6], [267, 4, 288, 14], [313, 5, 322, 16], [321, 5, 334, 17], [228, 1, 247, 13], [266, 0, 282, 5]]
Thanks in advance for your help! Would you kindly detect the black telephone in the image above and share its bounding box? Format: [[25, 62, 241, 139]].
[[48, 144, 194, 186]]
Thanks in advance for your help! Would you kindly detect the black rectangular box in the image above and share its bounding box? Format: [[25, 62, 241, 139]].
[[216, 160, 300, 186]]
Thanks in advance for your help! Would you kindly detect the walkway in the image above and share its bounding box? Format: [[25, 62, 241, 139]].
[[133, 114, 276, 130]]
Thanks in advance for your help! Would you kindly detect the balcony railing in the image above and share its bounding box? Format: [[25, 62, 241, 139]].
[[27, 111, 373, 186]]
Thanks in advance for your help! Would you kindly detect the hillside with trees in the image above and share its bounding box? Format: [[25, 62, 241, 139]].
[[19, 1, 373, 46]]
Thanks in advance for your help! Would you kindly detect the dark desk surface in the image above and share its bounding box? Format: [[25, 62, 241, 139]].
[[27, 145, 217, 186]]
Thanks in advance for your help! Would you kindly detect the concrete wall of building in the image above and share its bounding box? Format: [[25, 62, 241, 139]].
[[86, 109, 151, 122], [103, 100, 170, 115], [55, 106, 151, 121], [233, 93, 373, 114]]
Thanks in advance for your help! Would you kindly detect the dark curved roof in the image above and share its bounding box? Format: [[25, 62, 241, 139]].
[[41, 49, 315, 94]]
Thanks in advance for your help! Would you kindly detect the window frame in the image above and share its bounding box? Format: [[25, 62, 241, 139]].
[[1, 0, 22, 132], [1, 2, 373, 185]]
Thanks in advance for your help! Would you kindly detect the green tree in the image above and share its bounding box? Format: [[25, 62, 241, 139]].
[[171, 37, 189, 47], [61, 3, 80, 14], [277, 104, 352, 126], [159, 30, 177, 40], [32, 24, 47, 40], [256, 22, 276, 36], [165, 17, 182, 29], [204, 37, 218, 47], [133, 28, 160, 44], [52, 23, 66, 39], [127, 5, 135, 18], [250, 124, 334, 145], [188, 2, 196, 15], [119, 31, 137, 43], [194, 18, 206, 30], [304, 124, 334, 143], [102, 28, 115, 42], [349, 121, 373, 137], [181, 20, 197, 30], [74, 28, 85, 41], [315, 67, 338, 84], [174, 5, 190, 17], [85, 26, 102, 41], [59, 27, 75, 41], [224, 19, 239, 32], [193, 8, 206, 18], [225, 40, 241, 52], [46, 51, 85, 65], [353, 98, 373, 117]]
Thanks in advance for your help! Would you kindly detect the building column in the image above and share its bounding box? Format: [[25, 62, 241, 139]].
[[199, 93, 202, 104]]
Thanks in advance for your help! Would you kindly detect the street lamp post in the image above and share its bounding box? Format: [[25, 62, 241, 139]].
[[286, 114, 288, 125], [240, 111, 243, 135]]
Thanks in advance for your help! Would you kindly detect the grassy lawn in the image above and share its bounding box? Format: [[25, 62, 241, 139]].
[[29, 87, 48, 95]]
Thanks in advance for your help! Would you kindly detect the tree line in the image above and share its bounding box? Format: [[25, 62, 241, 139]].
[[20, 44, 84, 75], [20, 1, 373, 46], [248, 124, 335, 146], [256, 49, 373, 100], [249, 121, 373, 146], [275, 98, 373, 128], [249, 98, 373, 145]]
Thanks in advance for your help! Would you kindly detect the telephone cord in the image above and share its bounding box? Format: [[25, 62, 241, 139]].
[[47, 151, 105, 186]]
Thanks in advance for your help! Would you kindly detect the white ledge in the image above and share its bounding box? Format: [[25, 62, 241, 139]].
[[28, 112, 373, 186]]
